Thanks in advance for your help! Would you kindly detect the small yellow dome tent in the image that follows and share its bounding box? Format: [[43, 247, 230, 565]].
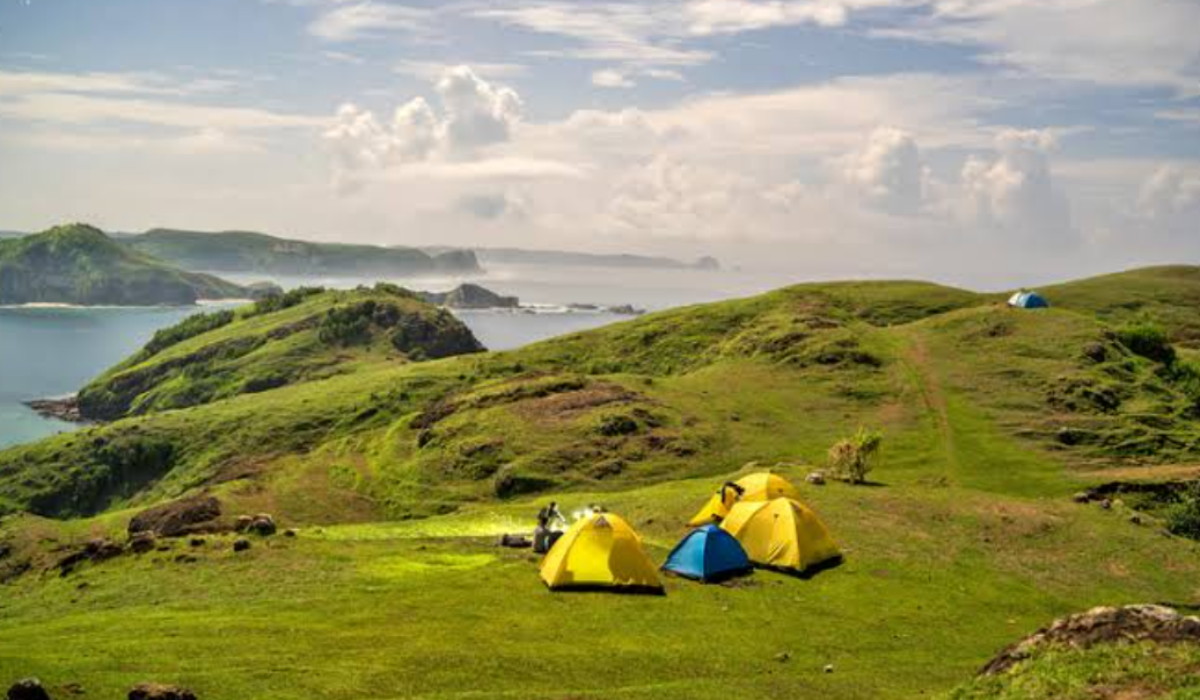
[[687, 472, 802, 526], [539, 512, 664, 593], [720, 498, 841, 574]]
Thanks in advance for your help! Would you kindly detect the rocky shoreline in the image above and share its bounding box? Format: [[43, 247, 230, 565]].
[[24, 395, 87, 423]]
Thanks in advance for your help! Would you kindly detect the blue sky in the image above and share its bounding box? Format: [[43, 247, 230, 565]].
[[1, 0, 1198, 285]]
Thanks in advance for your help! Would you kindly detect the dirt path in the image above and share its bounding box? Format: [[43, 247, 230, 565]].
[[900, 331, 960, 482]]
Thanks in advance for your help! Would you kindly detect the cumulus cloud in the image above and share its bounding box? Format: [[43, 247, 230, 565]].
[[324, 65, 526, 191], [960, 129, 1071, 239], [840, 127, 928, 213], [1138, 165, 1200, 220]]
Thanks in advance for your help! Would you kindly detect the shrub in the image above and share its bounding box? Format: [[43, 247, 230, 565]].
[[245, 286, 325, 317], [318, 302, 375, 346], [827, 427, 883, 484], [1115, 322, 1176, 365], [1165, 483, 1200, 540], [139, 309, 234, 358]]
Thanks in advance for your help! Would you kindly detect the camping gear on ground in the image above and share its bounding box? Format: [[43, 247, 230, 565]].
[[539, 512, 663, 593], [662, 524, 752, 582], [721, 497, 841, 575], [533, 525, 564, 554], [687, 472, 802, 526], [498, 533, 532, 549], [1007, 291, 1049, 309]]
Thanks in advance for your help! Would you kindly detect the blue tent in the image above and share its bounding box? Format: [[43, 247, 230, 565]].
[[662, 524, 752, 582], [1007, 291, 1049, 309]]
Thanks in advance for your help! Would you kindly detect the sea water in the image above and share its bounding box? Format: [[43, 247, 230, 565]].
[[0, 265, 798, 448]]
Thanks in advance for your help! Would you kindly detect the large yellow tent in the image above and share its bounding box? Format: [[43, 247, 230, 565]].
[[720, 498, 841, 574], [687, 472, 802, 526], [539, 512, 664, 592]]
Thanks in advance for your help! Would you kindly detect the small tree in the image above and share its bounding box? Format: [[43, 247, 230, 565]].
[[827, 427, 883, 484]]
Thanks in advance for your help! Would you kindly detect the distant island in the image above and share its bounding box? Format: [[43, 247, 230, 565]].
[[0, 224, 279, 306], [420, 246, 720, 271], [125, 228, 481, 276], [418, 283, 644, 315]]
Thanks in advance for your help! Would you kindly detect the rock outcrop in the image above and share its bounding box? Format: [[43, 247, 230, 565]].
[[419, 284, 519, 310], [128, 496, 222, 537], [981, 604, 1200, 675]]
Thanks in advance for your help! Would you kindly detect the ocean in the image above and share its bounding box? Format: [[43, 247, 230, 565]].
[[0, 264, 798, 449]]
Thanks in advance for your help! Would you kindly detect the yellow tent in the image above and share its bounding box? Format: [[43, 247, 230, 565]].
[[687, 472, 802, 526], [720, 498, 841, 574], [539, 512, 663, 592]]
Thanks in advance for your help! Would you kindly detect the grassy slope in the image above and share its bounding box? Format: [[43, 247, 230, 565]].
[[126, 229, 479, 275], [76, 285, 480, 420], [2, 272, 1200, 698], [1044, 265, 1200, 347], [0, 224, 249, 305]]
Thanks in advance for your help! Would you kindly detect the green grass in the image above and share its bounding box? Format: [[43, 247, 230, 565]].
[[5, 269, 1200, 697], [2, 469, 1198, 699], [946, 642, 1200, 699]]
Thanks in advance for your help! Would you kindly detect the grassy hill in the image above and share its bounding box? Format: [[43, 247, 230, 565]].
[[76, 284, 483, 421], [0, 224, 267, 306], [126, 228, 480, 276], [2, 268, 1200, 699]]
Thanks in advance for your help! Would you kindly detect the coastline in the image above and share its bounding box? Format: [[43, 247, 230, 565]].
[[23, 395, 89, 424]]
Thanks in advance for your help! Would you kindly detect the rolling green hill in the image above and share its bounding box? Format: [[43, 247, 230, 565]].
[[0, 224, 269, 306], [126, 228, 480, 276], [2, 268, 1200, 699]]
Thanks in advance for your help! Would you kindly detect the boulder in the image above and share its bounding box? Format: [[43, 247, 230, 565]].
[[980, 604, 1200, 675], [128, 496, 222, 538], [6, 678, 50, 700], [232, 538, 251, 553], [233, 515, 253, 533], [128, 683, 197, 700], [806, 472, 827, 485], [56, 538, 125, 575], [128, 532, 157, 554], [246, 514, 276, 536]]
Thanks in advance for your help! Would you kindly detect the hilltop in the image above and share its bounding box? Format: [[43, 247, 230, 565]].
[[127, 228, 480, 276], [0, 224, 273, 306], [2, 266, 1200, 699]]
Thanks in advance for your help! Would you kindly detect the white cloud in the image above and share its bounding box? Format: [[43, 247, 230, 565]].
[[886, 0, 1200, 95], [0, 92, 322, 130], [591, 69, 635, 89], [840, 126, 928, 213], [394, 60, 527, 81], [308, 3, 431, 42], [960, 129, 1071, 238], [684, 0, 899, 35], [1138, 165, 1200, 220]]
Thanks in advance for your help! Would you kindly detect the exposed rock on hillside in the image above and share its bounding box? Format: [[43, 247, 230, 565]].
[[981, 604, 1200, 674], [127, 496, 222, 537]]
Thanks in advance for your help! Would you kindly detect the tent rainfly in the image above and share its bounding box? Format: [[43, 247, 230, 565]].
[[539, 512, 663, 593], [688, 472, 801, 527]]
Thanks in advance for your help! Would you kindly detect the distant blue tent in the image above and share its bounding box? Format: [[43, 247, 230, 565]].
[[1007, 291, 1050, 309], [662, 524, 752, 582]]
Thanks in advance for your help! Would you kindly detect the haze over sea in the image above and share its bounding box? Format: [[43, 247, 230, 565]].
[[0, 264, 796, 448]]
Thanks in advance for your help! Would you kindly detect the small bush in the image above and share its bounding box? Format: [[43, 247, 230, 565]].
[[139, 309, 234, 358], [827, 427, 883, 484], [1165, 484, 1200, 540], [1116, 323, 1176, 365]]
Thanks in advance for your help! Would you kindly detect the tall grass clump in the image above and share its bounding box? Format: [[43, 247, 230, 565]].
[[1116, 322, 1176, 365], [827, 427, 883, 484], [1165, 483, 1200, 540]]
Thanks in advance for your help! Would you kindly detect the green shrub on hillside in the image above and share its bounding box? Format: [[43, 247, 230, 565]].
[[245, 286, 325, 317], [139, 309, 235, 359], [1115, 322, 1176, 365], [318, 302, 375, 346], [1165, 483, 1200, 540]]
